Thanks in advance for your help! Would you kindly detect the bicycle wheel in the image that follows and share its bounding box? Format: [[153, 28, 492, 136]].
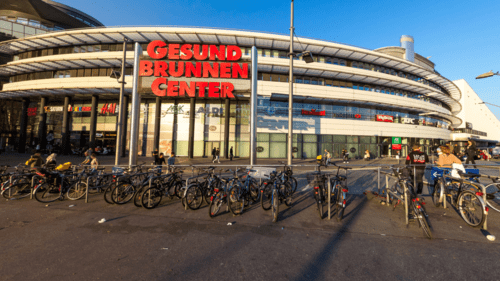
[[103, 183, 116, 204], [288, 177, 298, 194], [133, 184, 148, 208], [141, 187, 162, 209], [271, 189, 279, 223], [282, 182, 293, 207], [185, 184, 203, 210], [66, 181, 87, 200], [260, 182, 272, 211], [412, 200, 432, 239], [392, 181, 404, 195], [175, 180, 185, 199], [484, 182, 500, 212], [209, 193, 223, 218], [111, 183, 135, 204], [228, 184, 245, 216], [249, 179, 260, 202], [2, 182, 31, 199], [87, 177, 99, 194], [458, 190, 486, 228], [433, 180, 445, 208], [34, 183, 61, 203]]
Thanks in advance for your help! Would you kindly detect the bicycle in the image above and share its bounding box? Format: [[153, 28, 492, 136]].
[[313, 162, 351, 221], [432, 167, 487, 228], [32, 169, 79, 203], [387, 165, 432, 239], [260, 170, 293, 223], [140, 167, 184, 209]]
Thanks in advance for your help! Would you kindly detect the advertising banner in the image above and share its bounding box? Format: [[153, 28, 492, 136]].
[[376, 115, 394, 122]]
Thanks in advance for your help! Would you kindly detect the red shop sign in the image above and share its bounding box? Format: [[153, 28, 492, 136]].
[[100, 103, 117, 114], [376, 115, 394, 122], [140, 41, 248, 99], [392, 144, 402, 150], [27, 107, 37, 116], [301, 109, 325, 116]]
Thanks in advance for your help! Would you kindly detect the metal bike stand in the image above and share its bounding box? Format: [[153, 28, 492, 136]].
[[404, 182, 408, 226], [385, 175, 390, 205], [377, 167, 381, 195], [327, 175, 331, 220], [413, 166, 417, 194]]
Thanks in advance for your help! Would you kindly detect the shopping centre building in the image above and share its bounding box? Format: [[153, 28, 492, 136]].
[[0, 0, 497, 159]]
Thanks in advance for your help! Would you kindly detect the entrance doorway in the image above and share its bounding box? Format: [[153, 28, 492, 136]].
[[204, 141, 221, 157]]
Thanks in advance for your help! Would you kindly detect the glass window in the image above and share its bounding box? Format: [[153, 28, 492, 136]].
[[270, 133, 286, 142], [303, 134, 317, 143], [333, 135, 346, 143], [340, 59, 346, 66], [257, 133, 269, 142]]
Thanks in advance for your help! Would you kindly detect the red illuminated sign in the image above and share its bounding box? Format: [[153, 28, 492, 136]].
[[376, 115, 394, 122], [140, 41, 248, 98], [100, 103, 117, 114], [301, 109, 325, 116], [392, 144, 402, 150], [27, 107, 37, 116]]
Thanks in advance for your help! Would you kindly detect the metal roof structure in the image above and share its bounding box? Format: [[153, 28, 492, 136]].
[[0, 26, 462, 114]]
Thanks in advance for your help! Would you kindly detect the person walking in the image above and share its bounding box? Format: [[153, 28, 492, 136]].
[[405, 144, 429, 195], [465, 140, 477, 169], [342, 149, 349, 163], [26, 151, 45, 169], [213, 148, 220, 163], [90, 153, 100, 172], [323, 149, 331, 165], [230, 146, 234, 161], [211, 147, 216, 162], [364, 150, 370, 161]]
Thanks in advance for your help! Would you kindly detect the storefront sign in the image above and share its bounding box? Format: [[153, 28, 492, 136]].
[[332, 113, 361, 119], [402, 117, 418, 124], [292, 147, 298, 153], [209, 126, 217, 132], [466, 122, 473, 129], [100, 103, 117, 114], [392, 144, 402, 150], [69, 106, 92, 112], [96, 132, 104, 137], [139, 41, 248, 98], [301, 109, 325, 116], [27, 107, 37, 116], [256, 147, 264, 152], [392, 137, 401, 144], [44, 106, 64, 112], [376, 115, 394, 122]]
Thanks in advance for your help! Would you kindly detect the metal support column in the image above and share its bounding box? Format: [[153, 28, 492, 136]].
[[128, 42, 142, 166], [115, 39, 128, 165], [38, 97, 47, 150], [287, 0, 294, 166], [18, 98, 29, 153], [249, 46, 258, 166], [61, 96, 71, 155], [224, 98, 230, 159], [89, 95, 98, 150], [188, 97, 195, 158], [120, 95, 129, 157], [154, 96, 161, 152]]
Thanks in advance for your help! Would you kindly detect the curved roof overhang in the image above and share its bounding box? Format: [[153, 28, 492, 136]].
[[0, 26, 461, 110]]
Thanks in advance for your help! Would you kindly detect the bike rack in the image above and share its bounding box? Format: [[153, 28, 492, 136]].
[[85, 173, 115, 203]]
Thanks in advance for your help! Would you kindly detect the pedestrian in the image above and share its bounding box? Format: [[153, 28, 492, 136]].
[[155, 152, 166, 171], [342, 148, 349, 163], [230, 146, 234, 161], [211, 147, 216, 162], [453, 144, 460, 156], [45, 153, 57, 169], [90, 153, 99, 172], [26, 151, 44, 169], [167, 152, 176, 169], [364, 150, 370, 161], [213, 148, 220, 163], [81, 151, 91, 166], [465, 140, 477, 169], [405, 144, 429, 194], [323, 149, 331, 165]]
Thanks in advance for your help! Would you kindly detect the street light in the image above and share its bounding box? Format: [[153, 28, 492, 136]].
[[287, 0, 314, 165], [476, 70, 500, 79]]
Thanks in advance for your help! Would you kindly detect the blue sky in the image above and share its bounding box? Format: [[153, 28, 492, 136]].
[[60, 0, 500, 119]]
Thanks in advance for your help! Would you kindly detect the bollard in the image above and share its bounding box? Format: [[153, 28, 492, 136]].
[[385, 175, 389, 205], [328, 175, 331, 220], [413, 166, 416, 193], [377, 167, 381, 195], [404, 183, 408, 225]]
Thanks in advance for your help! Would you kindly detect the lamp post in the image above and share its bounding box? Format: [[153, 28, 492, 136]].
[[476, 71, 500, 79], [287, 0, 314, 165], [113, 38, 130, 166]]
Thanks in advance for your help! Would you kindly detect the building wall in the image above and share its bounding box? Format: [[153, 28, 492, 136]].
[[453, 79, 500, 142]]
